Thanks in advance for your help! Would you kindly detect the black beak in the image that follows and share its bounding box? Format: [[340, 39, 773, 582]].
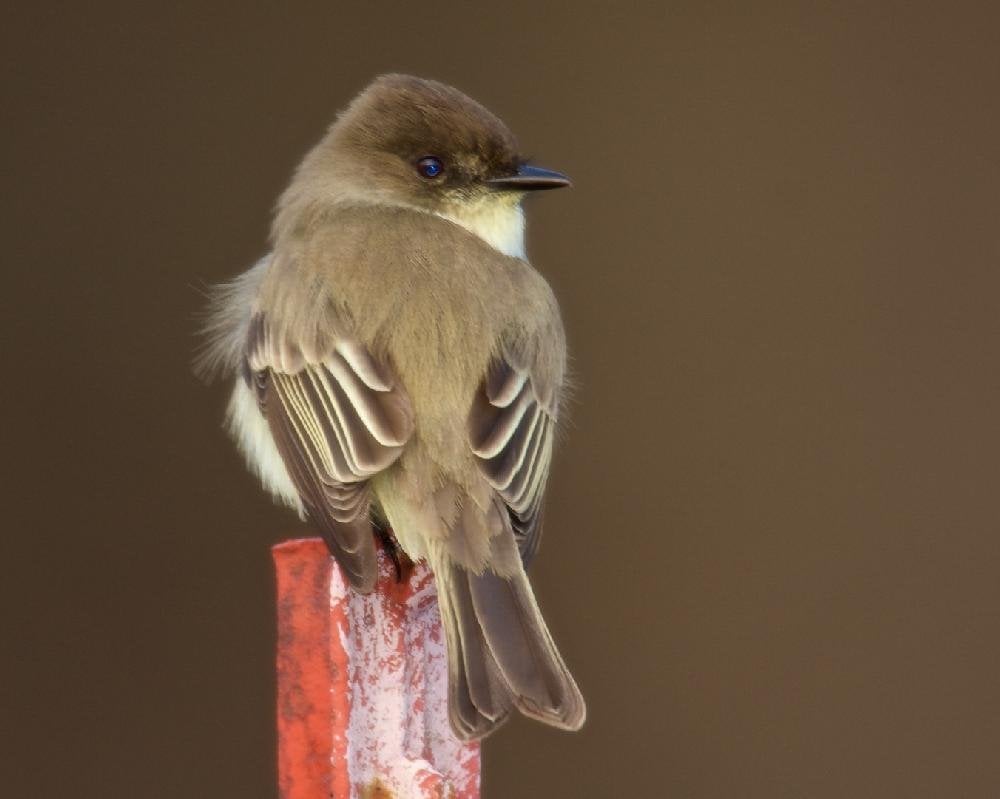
[[487, 164, 571, 191]]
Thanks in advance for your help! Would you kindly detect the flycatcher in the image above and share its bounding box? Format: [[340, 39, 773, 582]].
[[199, 74, 584, 739]]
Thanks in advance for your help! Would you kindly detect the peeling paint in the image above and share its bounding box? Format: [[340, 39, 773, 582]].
[[274, 538, 480, 799]]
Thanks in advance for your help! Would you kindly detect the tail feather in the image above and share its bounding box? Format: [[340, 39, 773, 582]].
[[440, 592, 501, 740], [433, 523, 586, 740], [468, 564, 586, 729], [449, 574, 512, 737]]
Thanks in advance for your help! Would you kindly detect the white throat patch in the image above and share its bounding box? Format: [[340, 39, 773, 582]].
[[436, 196, 526, 259]]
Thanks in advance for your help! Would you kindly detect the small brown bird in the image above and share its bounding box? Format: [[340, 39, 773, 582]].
[[199, 74, 584, 739]]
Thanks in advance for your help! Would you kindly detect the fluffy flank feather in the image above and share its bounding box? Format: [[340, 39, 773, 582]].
[[226, 380, 304, 514], [193, 257, 270, 382]]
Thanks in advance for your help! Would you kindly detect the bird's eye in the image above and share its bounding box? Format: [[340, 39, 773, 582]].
[[416, 156, 444, 179]]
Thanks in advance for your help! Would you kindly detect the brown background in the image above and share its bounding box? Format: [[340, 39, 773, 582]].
[[4, 2, 999, 797]]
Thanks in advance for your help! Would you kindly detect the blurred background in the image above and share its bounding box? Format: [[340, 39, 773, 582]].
[[4, 2, 999, 796]]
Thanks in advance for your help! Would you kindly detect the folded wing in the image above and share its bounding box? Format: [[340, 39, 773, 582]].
[[467, 355, 556, 564], [248, 314, 414, 592]]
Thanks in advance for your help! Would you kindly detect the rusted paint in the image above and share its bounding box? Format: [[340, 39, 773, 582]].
[[274, 537, 480, 799], [359, 778, 395, 798]]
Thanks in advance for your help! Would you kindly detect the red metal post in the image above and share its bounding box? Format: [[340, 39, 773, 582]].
[[274, 538, 481, 799]]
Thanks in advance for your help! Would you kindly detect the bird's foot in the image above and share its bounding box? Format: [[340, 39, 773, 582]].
[[373, 520, 412, 583]]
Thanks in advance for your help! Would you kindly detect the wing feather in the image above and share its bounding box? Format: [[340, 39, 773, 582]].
[[251, 314, 414, 591], [469, 357, 557, 564]]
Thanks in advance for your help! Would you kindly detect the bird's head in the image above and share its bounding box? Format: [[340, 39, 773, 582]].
[[275, 74, 569, 256]]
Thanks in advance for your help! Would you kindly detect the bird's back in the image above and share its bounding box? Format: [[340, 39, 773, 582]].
[[262, 202, 561, 472]]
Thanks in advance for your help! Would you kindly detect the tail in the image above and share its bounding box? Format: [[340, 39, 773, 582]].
[[432, 526, 586, 740]]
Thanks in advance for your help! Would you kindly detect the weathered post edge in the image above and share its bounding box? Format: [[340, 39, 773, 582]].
[[273, 537, 481, 799]]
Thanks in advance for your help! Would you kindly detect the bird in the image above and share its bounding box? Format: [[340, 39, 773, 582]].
[[197, 74, 585, 740]]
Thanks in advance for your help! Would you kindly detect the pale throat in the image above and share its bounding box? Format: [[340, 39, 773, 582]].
[[435, 195, 526, 260]]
